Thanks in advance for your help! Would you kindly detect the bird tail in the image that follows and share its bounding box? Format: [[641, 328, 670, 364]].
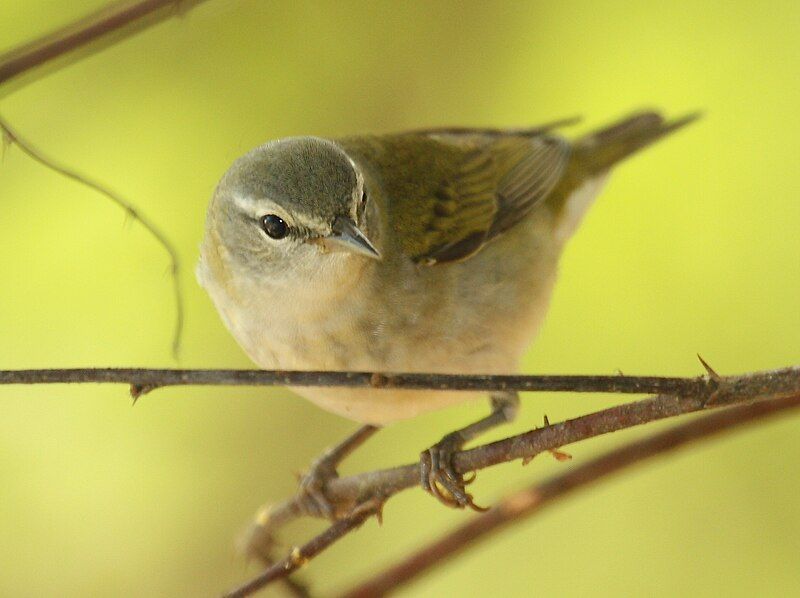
[[575, 110, 700, 174]]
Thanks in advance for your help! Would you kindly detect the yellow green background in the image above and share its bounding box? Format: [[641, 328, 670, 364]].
[[1, 1, 799, 596]]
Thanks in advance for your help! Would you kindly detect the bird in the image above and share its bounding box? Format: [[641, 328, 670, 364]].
[[197, 110, 698, 515]]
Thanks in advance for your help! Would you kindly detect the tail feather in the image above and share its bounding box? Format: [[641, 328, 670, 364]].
[[575, 111, 700, 174]]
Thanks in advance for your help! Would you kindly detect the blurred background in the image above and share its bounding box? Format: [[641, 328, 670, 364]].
[[1, 1, 799, 596]]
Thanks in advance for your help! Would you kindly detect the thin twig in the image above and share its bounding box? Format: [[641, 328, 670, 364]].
[[0, 365, 796, 400], [224, 501, 384, 598], [249, 537, 313, 597], [0, 117, 184, 357], [338, 393, 800, 597], [0, 365, 760, 394], [0, 0, 210, 91]]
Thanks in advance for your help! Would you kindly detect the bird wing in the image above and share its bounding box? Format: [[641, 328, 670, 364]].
[[408, 132, 571, 264], [387, 111, 697, 264]]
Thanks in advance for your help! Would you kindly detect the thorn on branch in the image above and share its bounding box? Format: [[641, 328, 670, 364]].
[[697, 354, 726, 406], [540, 415, 571, 461], [130, 383, 157, 401], [548, 448, 573, 462], [697, 354, 721, 381], [373, 499, 386, 525]]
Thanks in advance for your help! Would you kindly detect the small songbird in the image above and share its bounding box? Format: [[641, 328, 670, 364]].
[[198, 111, 697, 514]]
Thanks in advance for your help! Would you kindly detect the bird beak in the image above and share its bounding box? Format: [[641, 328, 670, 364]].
[[323, 215, 381, 259]]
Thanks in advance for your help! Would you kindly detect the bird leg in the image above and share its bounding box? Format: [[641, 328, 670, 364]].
[[420, 391, 520, 510], [296, 424, 379, 519]]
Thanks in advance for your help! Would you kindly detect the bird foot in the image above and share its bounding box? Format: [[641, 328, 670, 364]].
[[419, 432, 487, 512], [296, 455, 343, 520]]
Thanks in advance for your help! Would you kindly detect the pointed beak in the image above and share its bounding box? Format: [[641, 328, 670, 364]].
[[323, 215, 381, 259]]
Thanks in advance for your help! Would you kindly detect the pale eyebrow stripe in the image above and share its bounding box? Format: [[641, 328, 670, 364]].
[[348, 157, 364, 191], [232, 192, 258, 214], [231, 192, 283, 219], [231, 192, 331, 231]]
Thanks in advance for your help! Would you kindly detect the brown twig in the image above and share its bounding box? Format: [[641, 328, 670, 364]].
[[0, 0, 209, 92], [226, 365, 800, 595], [248, 529, 313, 597], [224, 501, 384, 598], [339, 393, 800, 597], [0, 365, 747, 394], [0, 117, 184, 357], [1, 366, 795, 401], [255, 556, 312, 598]]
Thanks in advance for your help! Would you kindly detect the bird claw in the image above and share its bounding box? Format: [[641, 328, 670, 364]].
[[296, 456, 341, 520], [419, 433, 488, 512]]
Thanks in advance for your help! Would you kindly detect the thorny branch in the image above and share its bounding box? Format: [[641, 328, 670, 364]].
[[221, 363, 798, 594], [336, 393, 800, 598], [0, 365, 730, 396], [4, 365, 774, 596], [225, 500, 384, 598]]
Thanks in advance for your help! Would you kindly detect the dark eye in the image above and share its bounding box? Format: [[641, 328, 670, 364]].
[[260, 214, 288, 239]]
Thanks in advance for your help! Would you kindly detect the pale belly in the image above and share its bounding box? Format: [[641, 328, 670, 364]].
[[221, 288, 545, 424], [222, 221, 559, 424]]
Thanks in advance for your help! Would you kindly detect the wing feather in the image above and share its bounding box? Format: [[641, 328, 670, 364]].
[[415, 134, 570, 264]]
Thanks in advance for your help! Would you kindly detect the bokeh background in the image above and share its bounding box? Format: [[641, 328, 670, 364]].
[[1, 1, 799, 596]]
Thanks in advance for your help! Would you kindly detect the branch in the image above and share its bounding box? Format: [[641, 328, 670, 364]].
[[0, 365, 796, 399], [224, 365, 800, 595], [0, 0, 210, 92], [0, 365, 754, 395], [4, 365, 798, 597], [224, 501, 384, 598], [338, 393, 800, 598], [0, 116, 184, 357]]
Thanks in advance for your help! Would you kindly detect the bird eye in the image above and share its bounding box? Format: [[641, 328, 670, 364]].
[[260, 214, 288, 239]]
